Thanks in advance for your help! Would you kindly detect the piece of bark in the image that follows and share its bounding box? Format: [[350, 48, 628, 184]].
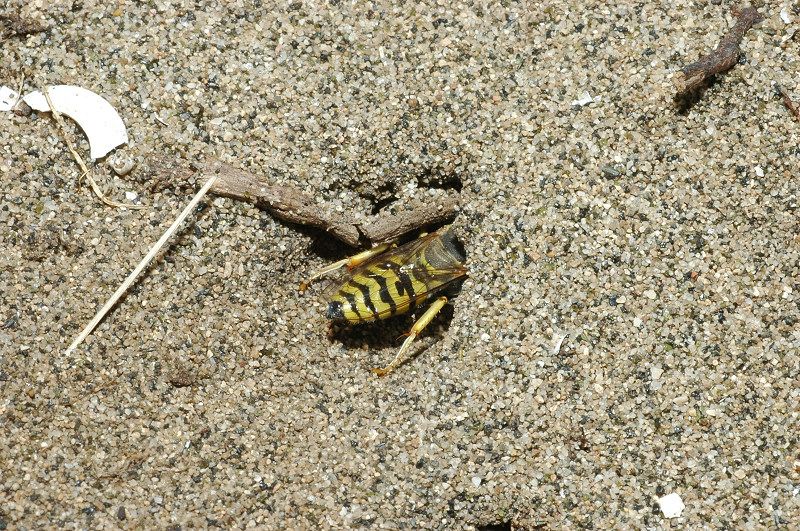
[[202, 160, 459, 246], [204, 160, 361, 246], [143, 153, 196, 193], [359, 195, 460, 243], [674, 7, 763, 101], [0, 13, 47, 40]]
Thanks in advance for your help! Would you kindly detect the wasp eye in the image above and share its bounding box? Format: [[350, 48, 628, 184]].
[[326, 301, 345, 320], [440, 230, 466, 263]]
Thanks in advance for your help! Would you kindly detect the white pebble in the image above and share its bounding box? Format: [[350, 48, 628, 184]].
[[657, 493, 685, 518], [471, 476, 482, 488]]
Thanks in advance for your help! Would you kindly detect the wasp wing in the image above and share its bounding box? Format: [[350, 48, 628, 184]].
[[344, 228, 467, 320], [346, 231, 439, 275]]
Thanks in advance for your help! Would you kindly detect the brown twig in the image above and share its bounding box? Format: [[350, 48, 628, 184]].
[[777, 85, 800, 122], [360, 195, 460, 243], [205, 160, 361, 245], [201, 160, 460, 246], [674, 7, 763, 102]]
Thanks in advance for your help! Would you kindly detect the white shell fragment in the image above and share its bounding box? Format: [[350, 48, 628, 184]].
[[780, 8, 791, 24], [0, 86, 21, 111], [657, 493, 685, 519], [551, 332, 568, 355], [23, 85, 128, 160], [571, 91, 594, 107]]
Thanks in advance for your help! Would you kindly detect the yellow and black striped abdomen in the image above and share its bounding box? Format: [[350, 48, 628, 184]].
[[326, 228, 466, 324]]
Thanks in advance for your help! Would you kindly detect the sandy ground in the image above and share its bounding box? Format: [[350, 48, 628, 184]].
[[1, 0, 798, 528]]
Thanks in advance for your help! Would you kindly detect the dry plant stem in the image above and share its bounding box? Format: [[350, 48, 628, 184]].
[[777, 85, 800, 122], [41, 85, 142, 209], [674, 7, 763, 99], [204, 160, 460, 246], [64, 175, 219, 356]]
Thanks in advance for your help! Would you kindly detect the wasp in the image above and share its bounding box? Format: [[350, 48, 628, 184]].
[[299, 226, 467, 376]]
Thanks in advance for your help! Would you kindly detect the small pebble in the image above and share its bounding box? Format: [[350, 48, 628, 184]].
[[108, 153, 136, 176], [657, 493, 685, 519]]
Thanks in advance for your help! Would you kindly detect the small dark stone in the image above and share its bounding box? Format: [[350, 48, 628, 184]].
[[168, 363, 197, 388], [601, 164, 622, 179], [1, 315, 18, 329]]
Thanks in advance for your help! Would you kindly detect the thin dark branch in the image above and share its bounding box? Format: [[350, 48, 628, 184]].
[[200, 160, 460, 247], [777, 85, 800, 122], [674, 7, 763, 103]]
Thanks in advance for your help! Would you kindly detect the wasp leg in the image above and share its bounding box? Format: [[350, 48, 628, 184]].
[[372, 296, 448, 376], [299, 242, 392, 292]]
